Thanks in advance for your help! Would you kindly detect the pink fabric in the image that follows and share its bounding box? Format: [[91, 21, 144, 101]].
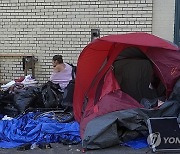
[[50, 63, 72, 90]]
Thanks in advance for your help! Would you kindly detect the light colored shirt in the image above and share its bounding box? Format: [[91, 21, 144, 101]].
[[50, 63, 72, 91]]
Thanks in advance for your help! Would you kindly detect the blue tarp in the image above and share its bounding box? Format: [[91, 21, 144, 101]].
[[0, 112, 81, 148], [122, 137, 148, 149]]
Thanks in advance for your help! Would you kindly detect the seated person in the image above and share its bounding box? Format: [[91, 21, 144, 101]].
[[50, 55, 73, 91]]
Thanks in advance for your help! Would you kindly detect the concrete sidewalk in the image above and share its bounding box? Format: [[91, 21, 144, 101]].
[[0, 143, 155, 154]]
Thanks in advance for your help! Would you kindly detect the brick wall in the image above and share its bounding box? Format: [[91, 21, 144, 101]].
[[0, 56, 24, 82], [0, 0, 153, 84]]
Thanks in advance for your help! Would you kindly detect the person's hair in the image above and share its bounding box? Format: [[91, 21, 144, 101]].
[[52, 55, 63, 64]]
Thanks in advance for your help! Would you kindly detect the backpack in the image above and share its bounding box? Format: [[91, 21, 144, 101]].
[[67, 63, 76, 80], [61, 63, 76, 110]]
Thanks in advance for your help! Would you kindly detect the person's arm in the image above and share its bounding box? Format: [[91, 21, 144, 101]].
[[53, 65, 60, 73], [53, 63, 65, 73]]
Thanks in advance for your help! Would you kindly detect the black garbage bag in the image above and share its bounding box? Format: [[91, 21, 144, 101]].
[[41, 81, 63, 108], [0, 90, 14, 104], [39, 80, 75, 122], [14, 86, 43, 114], [0, 90, 18, 117]]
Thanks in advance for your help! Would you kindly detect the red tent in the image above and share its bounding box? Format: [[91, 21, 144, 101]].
[[73, 32, 180, 138]]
